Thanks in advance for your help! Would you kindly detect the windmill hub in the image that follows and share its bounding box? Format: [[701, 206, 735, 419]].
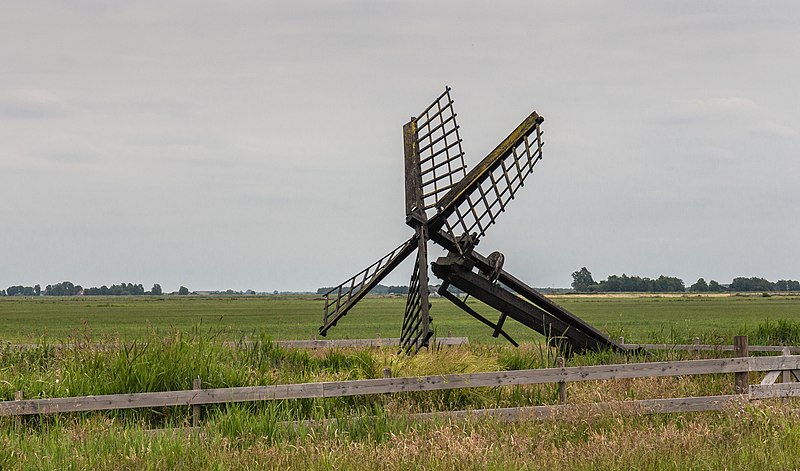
[[319, 87, 627, 354], [480, 251, 505, 283]]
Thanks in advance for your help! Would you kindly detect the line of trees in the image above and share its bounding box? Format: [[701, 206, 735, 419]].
[[5, 285, 41, 296], [571, 268, 685, 293], [571, 268, 800, 293], [686, 278, 724, 292], [1, 282, 188, 296], [728, 277, 800, 292]]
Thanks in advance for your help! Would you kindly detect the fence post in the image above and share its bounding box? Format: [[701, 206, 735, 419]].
[[733, 335, 749, 394], [14, 391, 22, 429], [556, 357, 567, 404], [618, 337, 624, 346], [383, 367, 392, 379], [783, 347, 792, 384], [192, 378, 202, 427]]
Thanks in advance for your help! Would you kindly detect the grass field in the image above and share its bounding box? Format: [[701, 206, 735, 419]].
[[3, 293, 800, 469], [2, 293, 800, 344]]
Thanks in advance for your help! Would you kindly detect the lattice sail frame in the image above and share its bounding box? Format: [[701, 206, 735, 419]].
[[320, 237, 417, 336], [427, 112, 544, 251], [438, 123, 542, 244], [399, 242, 431, 353], [413, 87, 468, 217]]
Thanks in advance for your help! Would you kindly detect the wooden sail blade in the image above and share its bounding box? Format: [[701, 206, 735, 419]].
[[319, 236, 417, 336]]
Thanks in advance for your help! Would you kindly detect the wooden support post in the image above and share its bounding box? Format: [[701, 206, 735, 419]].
[[783, 347, 792, 384], [556, 357, 567, 404], [382, 367, 393, 400], [14, 391, 22, 429], [734, 336, 749, 394], [618, 337, 624, 346], [192, 378, 202, 427]]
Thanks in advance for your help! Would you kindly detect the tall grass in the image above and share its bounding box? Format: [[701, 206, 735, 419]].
[[750, 319, 800, 345], [1, 324, 777, 429], [1, 399, 799, 470]]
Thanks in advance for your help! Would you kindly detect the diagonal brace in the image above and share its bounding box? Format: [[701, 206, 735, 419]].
[[438, 282, 518, 347]]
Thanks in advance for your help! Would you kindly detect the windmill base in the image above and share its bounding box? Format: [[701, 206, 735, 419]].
[[431, 254, 628, 354]]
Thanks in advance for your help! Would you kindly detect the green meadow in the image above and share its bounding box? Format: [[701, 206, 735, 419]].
[[2, 293, 800, 469], [2, 293, 800, 344]]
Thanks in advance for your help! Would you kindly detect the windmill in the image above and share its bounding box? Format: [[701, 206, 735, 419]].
[[319, 87, 625, 354]]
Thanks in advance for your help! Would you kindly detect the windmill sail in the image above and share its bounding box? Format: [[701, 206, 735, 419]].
[[399, 235, 432, 353], [319, 236, 417, 336], [406, 86, 468, 219], [428, 111, 544, 247]]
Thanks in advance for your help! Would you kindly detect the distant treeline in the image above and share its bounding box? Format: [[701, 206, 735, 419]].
[[571, 268, 800, 293], [728, 277, 800, 292], [2, 281, 190, 296]]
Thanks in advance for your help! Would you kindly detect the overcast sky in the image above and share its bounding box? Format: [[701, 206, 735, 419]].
[[2, 1, 799, 292]]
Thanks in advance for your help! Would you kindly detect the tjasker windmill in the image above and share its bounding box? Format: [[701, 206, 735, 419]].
[[319, 87, 626, 354]]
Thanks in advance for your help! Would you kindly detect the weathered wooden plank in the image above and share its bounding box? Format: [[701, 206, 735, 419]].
[[192, 383, 324, 404], [1, 391, 196, 416], [0, 383, 325, 416], [321, 356, 800, 398], [622, 344, 800, 353], [288, 395, 744, 430], [734, 336, 750, 394], [782, 347, 792, 384], [749, 382, 800, 399], [760, 370, 781, 385], [410, 395, 743, 421]]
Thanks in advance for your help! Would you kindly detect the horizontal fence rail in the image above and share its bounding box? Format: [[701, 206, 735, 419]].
[[3, 355, 799, 417], [292, 395, 745, 428], [2, 337, 469, 351], [620, 342, 800, 354]]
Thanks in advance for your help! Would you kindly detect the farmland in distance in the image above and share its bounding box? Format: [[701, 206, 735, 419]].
[[2, 293, 800, 344]]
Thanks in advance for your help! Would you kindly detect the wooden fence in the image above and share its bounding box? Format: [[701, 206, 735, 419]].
[[3, 337, 799, 419]]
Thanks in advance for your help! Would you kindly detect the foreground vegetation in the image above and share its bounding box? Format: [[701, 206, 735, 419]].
[[2, 296, 800, 469], [2, 402, 800, 470]]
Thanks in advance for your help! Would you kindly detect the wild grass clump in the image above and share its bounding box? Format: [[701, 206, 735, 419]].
[[750, 319, 800, 345], [643, 324, 736, 346]]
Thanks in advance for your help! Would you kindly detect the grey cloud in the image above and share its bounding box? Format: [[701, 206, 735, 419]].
[[645, 97, 757, 125], [0, 89, 70, 118]]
